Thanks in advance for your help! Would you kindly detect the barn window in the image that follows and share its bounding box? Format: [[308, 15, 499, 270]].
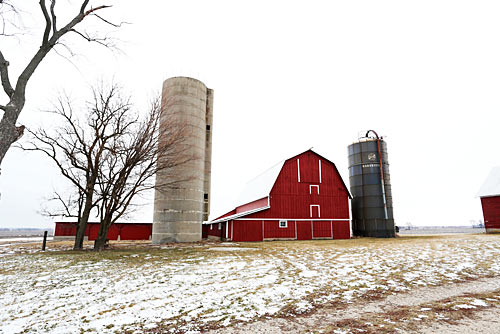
[[210, 224, 213, 230], [279, 220, 288, 228], [310, 205, 321, 218], [204, 193, 209, 201], [309, 185, 319, 195], [218, 223, 221, 230]]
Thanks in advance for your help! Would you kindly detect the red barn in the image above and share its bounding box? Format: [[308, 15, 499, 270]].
[[54, 222, 152, 241], [478, 167, 500, 233], [204, 150, 351, 241]]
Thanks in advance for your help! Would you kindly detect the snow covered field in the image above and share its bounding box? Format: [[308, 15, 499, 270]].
[[1, 234, 500, 333]]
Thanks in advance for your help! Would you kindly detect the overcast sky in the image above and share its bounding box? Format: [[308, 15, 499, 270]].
[[1, 0, 499, 228]]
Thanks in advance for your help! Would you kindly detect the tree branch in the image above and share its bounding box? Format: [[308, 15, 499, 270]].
[[14, 2, 113, 103], [83, 5, 111, 17], [49, 0, 57, 35], [0, 50, 13, 97], [39, 0, 51, 45], [70, 29, 115, 48], [91, 13, 129, 28], [79, 0, 91, 15]]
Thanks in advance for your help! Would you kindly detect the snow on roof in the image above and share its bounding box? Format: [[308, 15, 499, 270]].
[[234, 160, 285, 208], [478, 167, 500, 198]]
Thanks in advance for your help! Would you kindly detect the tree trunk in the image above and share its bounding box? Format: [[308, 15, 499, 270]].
[[94, 217, 111, 251], [73, 206, 91, 250], [0, 104, 23, 165], [73, 189, 95, 250]]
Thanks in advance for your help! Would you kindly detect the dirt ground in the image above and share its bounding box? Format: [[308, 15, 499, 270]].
[[419, 308, 500, 334], [207, 277, 500, 334]]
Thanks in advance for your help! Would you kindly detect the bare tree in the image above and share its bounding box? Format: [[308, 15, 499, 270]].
[[92, 96, 192, 250], [0, 0, 121, 167], [23, 83, 193, 251], [21, 85, 134, 250]]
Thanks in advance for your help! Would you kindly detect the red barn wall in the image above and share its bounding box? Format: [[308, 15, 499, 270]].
[[207, 223, 223, 238], [119, 224, 152, 240], [264, 220, 295, 239], [54, 223, 77, 237], [54, 222, 152, 240], [481, 196, 500, 231], [231, 219, 350, 241], [232, 220, 263, 242], [333, 220, 350, 239]]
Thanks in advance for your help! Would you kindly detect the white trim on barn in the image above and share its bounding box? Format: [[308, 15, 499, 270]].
[[310, 205, 321, 218], [319, 160, 322, 183], [309, 184, 319, 195], [297, 159, 301, 182], [209, 205, 270, 224]]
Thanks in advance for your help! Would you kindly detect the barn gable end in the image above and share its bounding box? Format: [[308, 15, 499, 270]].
[[209, 150, 351, 242], [478, 167, 500, 233]]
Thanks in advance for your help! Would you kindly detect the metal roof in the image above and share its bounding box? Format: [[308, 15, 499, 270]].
[[478, 167, 500, 198], [234, 160, 285, 208], [209, 206, 270, 224]]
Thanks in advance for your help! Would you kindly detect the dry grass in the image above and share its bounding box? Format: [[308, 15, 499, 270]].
[[1, 233, 500, 333]]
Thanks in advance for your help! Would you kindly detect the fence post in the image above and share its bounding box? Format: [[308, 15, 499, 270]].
[[42, 231, 48, 251]]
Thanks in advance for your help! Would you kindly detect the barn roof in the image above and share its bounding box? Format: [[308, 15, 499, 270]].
[[210, 149, 350, 223], [478, 167, 500, 198], [235, 160, 285, 208]]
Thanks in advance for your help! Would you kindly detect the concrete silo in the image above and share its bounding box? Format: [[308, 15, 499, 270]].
[[347, 130, 395, 238], [152, 77, 213, 243]]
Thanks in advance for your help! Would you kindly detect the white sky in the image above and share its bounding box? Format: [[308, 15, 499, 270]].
[[1, 0, 499, 228]]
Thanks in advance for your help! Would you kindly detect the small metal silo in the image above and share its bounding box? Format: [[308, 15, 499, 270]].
[[347, 130, 395, 237]]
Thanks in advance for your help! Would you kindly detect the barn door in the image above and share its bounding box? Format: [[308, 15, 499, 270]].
[[221, 222, 226, 241], [296, 221, 312, 240]]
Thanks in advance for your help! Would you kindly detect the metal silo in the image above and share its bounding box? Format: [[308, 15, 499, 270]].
[[152, 77, 213, 243], [347, 130, 395, 238]]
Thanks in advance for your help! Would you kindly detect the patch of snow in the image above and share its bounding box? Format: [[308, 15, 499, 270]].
[[455, 304, 476, 309], [470, 299, 488, 307]]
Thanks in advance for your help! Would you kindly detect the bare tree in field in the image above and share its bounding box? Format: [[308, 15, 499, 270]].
[[0, 0, 121, 167], [23, 84, 193, 251], [92, 97, 192, 250], [22, 85, 134, 250]]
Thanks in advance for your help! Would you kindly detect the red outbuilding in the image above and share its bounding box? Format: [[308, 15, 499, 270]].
[[478, 167, 500, 233], [54, 222, 152, 241], [204, 150, 351, 241]]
